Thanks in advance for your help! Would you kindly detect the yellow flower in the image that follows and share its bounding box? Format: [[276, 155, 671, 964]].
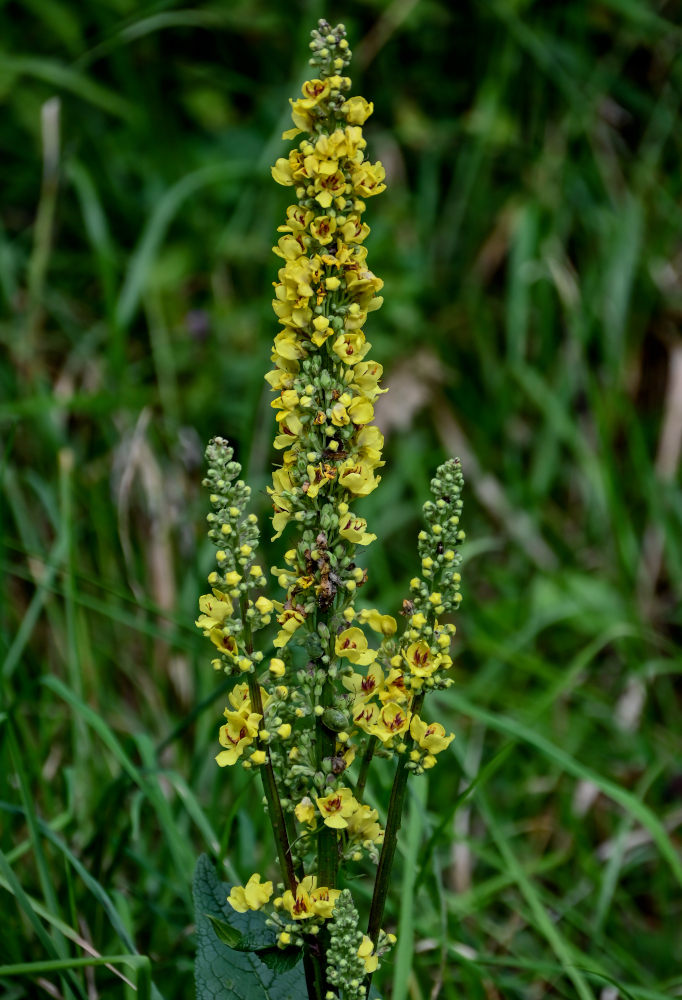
[[226, 682, 249, 714], [216, 710, 262, 766], [316, 786, 359, 829], [348, 395, 374, 425], [279, 875, 339, 921], [310, 214, 337, 245], [338, 459, 381, 497], [403, 641, 442, 678], [351, 360, 386, 399], [209, 629, 238, 658], [332, 332, 372, 365], [269, 657, 286, 679], [346, 804, 383, 845], [273, 412, 303, 450], [310, 885, 340, 919], [302, 78, 331, 102], [342, 662, 384, 701], [278, 204, 314, 233], [335, 626, 377, 665], [370, 702, 411, 744], [330, 401, 350, 426], [195, 589, 233, 631], [295, 796, 317, 827], [357, 934, 379, 973], [342, 96, 374, 124], [378, 667, 409, 704], [273, 608, 306, 648], [338, 512, 376, 545], [280, 880, 314, 920], [351, 160, 386, 198], [272, 233, 307, 261], [351, 699, 380, 735], [250, 750, 267, 765], [313, 170, 346, 208], [304, 462, 336, 499], [271, 157, 295, 186], [357, 608, 397, 636], [356, 425, 385, 467], [339, 215, 370, 244], [410, 716, 455, 755], [227, 873, 274, 913]]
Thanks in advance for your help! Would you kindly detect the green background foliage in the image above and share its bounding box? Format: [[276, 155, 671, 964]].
[[1, 0, 681, 997]]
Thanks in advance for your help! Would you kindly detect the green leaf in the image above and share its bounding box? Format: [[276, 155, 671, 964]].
[[193, 854, 307, 1000], [258, 948, 307, 975], [205, 915, 302, 974], [206, 915, 243, 950]]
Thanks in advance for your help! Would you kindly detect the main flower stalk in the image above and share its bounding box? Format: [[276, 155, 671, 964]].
[[196, 20, 465, 1000]]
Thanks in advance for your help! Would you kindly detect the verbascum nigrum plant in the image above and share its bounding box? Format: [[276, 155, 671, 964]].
[[193, 20, 465, 1000]]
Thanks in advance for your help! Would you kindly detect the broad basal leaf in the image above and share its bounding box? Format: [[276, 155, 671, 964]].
[[193, 853, 307, 1000]]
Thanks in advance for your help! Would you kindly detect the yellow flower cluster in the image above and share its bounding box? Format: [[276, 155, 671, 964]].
[[215, 682, 270, 768], [195, 439, 275, 679], [266, 50, 387, 639]]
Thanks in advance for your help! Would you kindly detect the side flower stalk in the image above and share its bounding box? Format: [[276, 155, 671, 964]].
[[195, 20, 465, 999]]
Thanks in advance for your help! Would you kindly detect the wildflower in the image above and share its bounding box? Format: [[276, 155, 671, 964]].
[[358, 934, 379, 973], [352, 699, 381, 735], [197, 22, 466, 997], [295, 797, 317, 827], [342, 662, 384, 701], [195, 589, 233, 631], [279, 876, 341, 920], [227, 873, 274, 912], [316, 786, 360, 828], [273, 607, 306, 648], [357, 608, 397, 636], [269, 657, 286, 677], [403, 640, 442, 678], [215, 710, 261, 767], [370, 702, 411, 744], [346, 804, 383, 845], [410, 716, 455, 756], [209, 629, 238, 658], [338, 513, 376, 545], [335, 627, 377, 665], [378, 668, 409, 705]]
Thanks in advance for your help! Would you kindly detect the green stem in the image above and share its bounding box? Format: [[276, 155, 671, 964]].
[[303, 945, 324, 1000], [241, 601, 324, 999], [315, 674, 339, 889], [240, 603, 297, 893], [245, 671, 298, 891], [366, 693, 425, 954], [312, 615, 339, 999], [355, 735, 377, 803]]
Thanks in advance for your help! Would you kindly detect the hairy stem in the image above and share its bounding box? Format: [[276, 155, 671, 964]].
[[366, 692, 425, 958]]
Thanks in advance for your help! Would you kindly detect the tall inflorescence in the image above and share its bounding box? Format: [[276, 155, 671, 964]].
[[195, 20, 464, 999]]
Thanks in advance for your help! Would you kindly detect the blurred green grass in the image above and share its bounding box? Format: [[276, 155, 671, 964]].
[[1, 0, 681, 997]]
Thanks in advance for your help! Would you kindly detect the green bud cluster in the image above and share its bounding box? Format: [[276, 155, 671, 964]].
[[326, 890, 368, 999], [203, 437, 267, 596], [412, 458, 465, 615], [309, 19, 352, 80]]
